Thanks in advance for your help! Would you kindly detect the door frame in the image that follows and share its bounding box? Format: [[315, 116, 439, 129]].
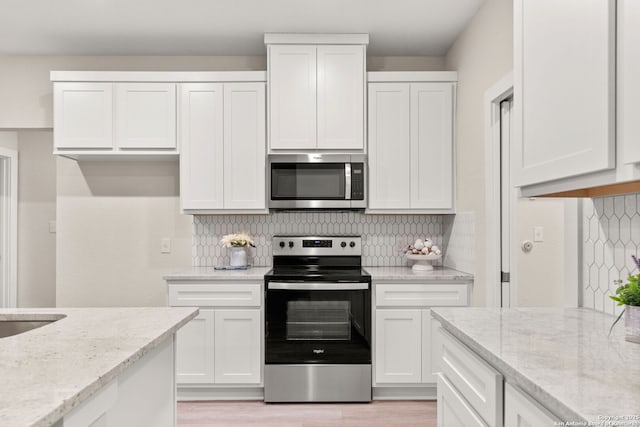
[[0, 147, 18, 308], [484, 73, 515, 307], [484, 74, 581, 308]]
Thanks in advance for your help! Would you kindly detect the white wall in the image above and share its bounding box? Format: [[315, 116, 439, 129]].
[[56, 158, 192, 306], [445, 0, 514, 305], [445, 0, 568, 307], [17, 130, 57, 307]]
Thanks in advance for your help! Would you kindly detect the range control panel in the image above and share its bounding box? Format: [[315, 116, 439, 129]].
[[273, 236, 362, 256]]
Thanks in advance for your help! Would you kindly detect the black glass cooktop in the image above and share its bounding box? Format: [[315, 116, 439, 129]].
[[265, 256, 370, 283]]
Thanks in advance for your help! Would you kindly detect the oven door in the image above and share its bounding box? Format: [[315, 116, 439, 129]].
[[265, 282, 371, 365]]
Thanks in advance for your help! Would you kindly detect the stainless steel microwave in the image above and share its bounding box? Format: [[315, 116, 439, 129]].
[[268, 154, 366, 210]]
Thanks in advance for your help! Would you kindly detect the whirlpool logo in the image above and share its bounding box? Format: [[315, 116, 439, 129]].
[[313, 349, 325, 354]]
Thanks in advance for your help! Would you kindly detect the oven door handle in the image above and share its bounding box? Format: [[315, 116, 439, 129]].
[[267, 282, 368, 291]]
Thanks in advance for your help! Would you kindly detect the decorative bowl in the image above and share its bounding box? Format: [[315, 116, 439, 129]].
[[405, 253, 442, 271]]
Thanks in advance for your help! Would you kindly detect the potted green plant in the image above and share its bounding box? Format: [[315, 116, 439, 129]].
[[610, 255, 640, 343]]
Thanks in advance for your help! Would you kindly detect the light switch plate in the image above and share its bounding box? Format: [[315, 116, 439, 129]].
[[533, 226, 544, 242], [160, 238, 171, 254], [49, 220, 56, 234]]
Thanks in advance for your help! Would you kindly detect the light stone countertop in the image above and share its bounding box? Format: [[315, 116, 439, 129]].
[[164, 266, 272, 281], [364, 266, 473, 282], [0, 307, 198, 427], [431, 307, 640, 424]]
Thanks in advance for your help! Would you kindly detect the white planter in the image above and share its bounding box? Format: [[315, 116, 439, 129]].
[[229, 247, 248, 267], [625, 305, 640, 344]]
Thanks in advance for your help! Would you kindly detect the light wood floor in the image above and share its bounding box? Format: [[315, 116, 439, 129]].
[[177, 400, 437, 427]]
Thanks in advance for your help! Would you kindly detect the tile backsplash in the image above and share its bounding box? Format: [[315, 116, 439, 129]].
[[193, 212, 443, 267], [582, 194, 640, 314], [442, 212, 476, 274]]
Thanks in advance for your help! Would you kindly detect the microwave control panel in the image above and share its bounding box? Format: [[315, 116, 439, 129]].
[[351, 163, 365, 200]]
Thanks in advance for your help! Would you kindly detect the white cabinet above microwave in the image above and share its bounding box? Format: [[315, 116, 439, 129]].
[[265, 34, 368, 152]]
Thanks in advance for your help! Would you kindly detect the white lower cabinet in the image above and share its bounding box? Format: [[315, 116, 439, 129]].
[[175, 309, 215, 384], [437, 373, 488, 427], [213, 310, 261, 384], [168, 282, 263, 399], [435, 324, 562, 427], [62, 337, 176, 427], [504, 383, 560, 427], [373, 282, 470, 398]]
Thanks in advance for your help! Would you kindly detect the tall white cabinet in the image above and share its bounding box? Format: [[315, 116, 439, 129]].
[[368, 72, 456, 213], [179, 74, 266, 213], [514, 0, 640, 197], [266, 34, 367, 151]]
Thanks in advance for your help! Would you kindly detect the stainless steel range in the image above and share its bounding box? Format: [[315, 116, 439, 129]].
[[264, 235, 372, 402]]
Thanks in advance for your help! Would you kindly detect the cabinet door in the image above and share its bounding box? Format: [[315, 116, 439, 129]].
[[410, 83, 454, 210], [116, 83, 176, 149], [53, 82, 113, 149], [214, 310, 261, 384], [515, 0, 615, 185], [269, 45, 317, 150], [179, 83, 224, 210], [619, 0, 640, 165], [375, 309, 421, 384], [317, 45, 365, 150], [223, 83, 266, 210], [505, 383, 559, 426], [175, 309, 215, 385], [437, 374, 489, 427], [367, 83, 411, 209]]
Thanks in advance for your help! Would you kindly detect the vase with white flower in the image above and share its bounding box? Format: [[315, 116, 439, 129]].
[[221, 232, 255, 268]]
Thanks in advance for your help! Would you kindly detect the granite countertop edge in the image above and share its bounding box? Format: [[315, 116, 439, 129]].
[[0, 307, 198, 427], [430, 307, 629, 423]]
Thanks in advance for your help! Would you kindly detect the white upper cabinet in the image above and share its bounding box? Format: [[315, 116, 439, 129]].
[[266, 34, 367, 152], [54, 82, 113, 150], [619, 0, 640, 165], [180, 83, 224, 210], [514, 0, 615, 187], [223, 83, 266, 210], [515, 1, 640, 197], [316, 45, 365, 150], [268, 45, 317, 150], [367, 73, 456, 213], [180, 78, 266, 213], [410, 83, 454, 210], [368, 83, 411, 209], [116, 83, 176, 149]]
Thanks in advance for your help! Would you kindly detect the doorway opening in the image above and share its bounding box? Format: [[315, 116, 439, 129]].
[[0, 147, 18, 308]]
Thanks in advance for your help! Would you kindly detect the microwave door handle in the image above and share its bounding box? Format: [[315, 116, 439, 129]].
[[345, 163, 351, 200]]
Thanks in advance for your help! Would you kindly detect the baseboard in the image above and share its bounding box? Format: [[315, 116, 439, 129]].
[[372, 385, 437, 400], [177, 386, 264, 401]]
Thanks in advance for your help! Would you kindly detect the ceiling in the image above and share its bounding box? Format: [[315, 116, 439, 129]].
[[0, 0, 484, 56]]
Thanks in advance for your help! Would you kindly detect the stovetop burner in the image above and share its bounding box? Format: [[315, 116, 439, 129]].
[[265, 236, 369, 283]]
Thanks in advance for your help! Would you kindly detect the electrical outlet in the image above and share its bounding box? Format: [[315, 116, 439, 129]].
[[160, 238, 171, 254], [49, 220, 56, 234], [533, 226, 544, 242]]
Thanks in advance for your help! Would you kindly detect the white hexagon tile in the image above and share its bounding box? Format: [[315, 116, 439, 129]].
[[582, 194, 640, 314], [192, 212, 445, 268]]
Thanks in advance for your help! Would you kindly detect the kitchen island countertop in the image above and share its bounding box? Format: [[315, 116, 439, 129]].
[[0, 307, 197, 427], [431, 307, 640, 424]]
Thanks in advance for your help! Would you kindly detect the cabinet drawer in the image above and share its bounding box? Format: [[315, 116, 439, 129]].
[[505, 383, 559, 426], [439, 328, 503, 427], [376, 284, 468, 307], [437, 373, 488, 427], [168, 284, 261, 307]]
